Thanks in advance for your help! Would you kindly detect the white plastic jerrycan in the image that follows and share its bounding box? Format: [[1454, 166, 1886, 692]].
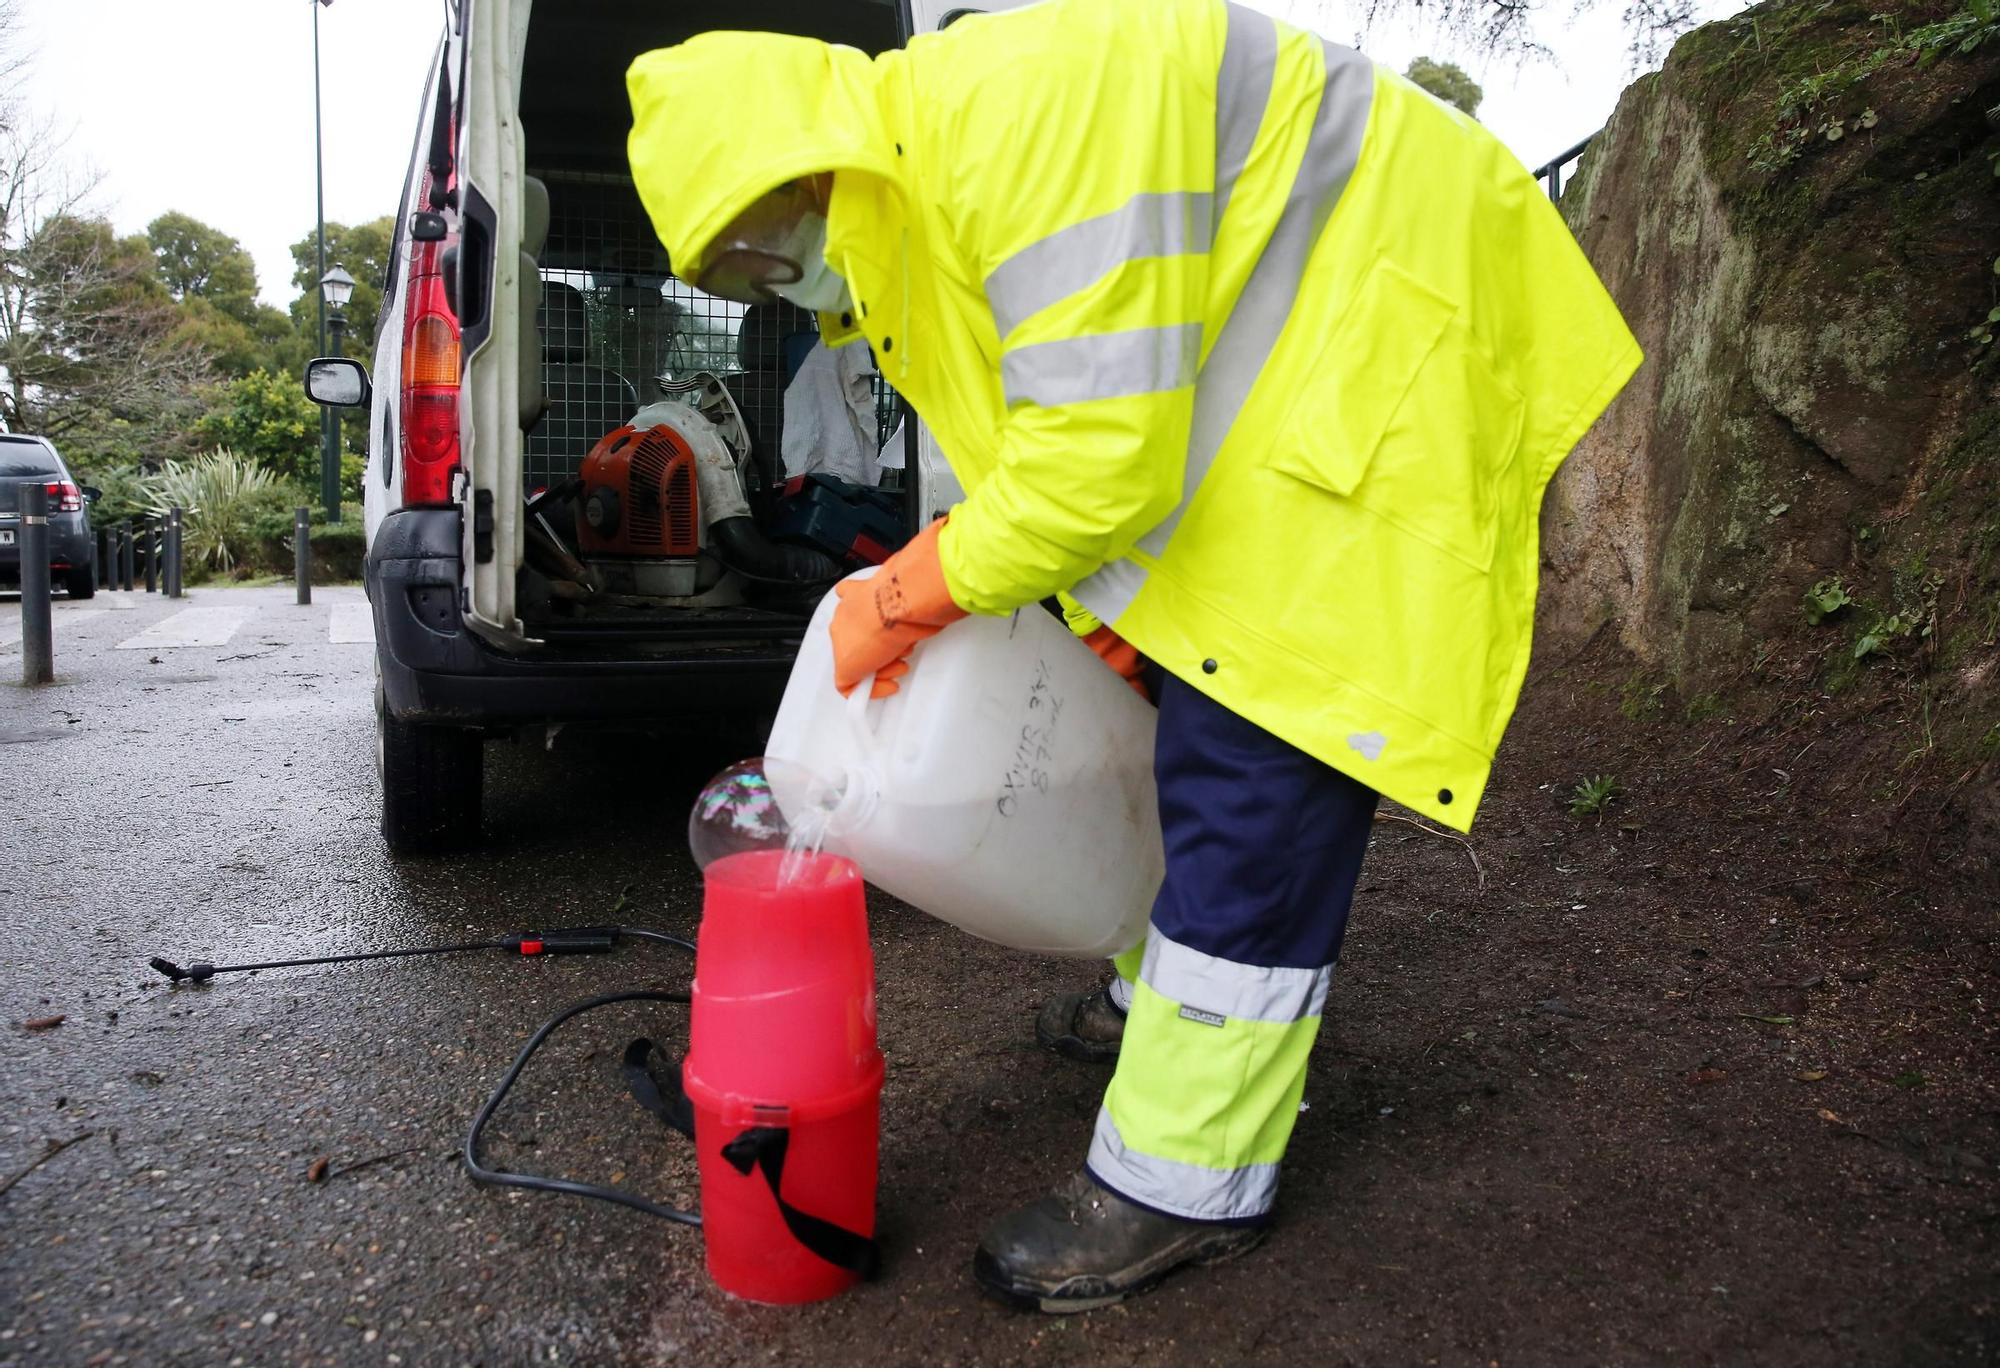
[[765, 570, 1162, 958]]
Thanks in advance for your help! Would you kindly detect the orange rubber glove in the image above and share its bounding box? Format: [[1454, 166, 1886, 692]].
[[1083, 625, 1150, 701], [830, 519, 967, 698]]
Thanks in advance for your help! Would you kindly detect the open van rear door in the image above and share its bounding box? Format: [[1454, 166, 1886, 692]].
[[454, 0, 534, 646]]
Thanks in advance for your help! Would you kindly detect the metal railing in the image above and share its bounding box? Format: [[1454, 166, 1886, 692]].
[[1532, 134, 1597, 202]]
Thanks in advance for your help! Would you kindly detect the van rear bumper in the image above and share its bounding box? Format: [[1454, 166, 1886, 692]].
[[367, 508, 798, 728]]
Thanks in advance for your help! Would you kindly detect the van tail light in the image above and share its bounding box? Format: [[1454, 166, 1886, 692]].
[[45, 481, 81, 513], [400, 239, 461, 507]]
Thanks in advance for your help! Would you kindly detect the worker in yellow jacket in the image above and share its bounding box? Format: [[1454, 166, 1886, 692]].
[[630, 0, 1638, 1311]]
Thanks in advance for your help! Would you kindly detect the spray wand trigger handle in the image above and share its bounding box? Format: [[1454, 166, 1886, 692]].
[[505, 927, 619, 956]]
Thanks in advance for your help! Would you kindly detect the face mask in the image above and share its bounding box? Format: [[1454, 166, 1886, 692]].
[[770, 215, 851, 313]]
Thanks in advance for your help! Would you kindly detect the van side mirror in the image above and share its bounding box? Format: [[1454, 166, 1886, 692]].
[[80, 485, 101, 504], [305, 357, 371, 409]]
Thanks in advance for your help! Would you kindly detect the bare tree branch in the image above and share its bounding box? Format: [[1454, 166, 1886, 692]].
[[0, 110, 211, 440]]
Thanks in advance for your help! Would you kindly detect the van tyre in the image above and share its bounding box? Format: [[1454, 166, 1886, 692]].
[[377, 683, 482, 854], [65, 566, 95, 600]]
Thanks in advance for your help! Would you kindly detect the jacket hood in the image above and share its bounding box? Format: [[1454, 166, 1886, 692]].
[[626, 33, 902, 275]]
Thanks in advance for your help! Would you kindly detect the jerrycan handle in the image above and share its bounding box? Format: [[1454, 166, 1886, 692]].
[[844, 667, 890, 755]]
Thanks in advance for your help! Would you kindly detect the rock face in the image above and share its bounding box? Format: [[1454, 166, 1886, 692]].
[[1541, 0, 2000, 687]]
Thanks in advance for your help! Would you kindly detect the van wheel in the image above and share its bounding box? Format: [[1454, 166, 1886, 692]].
[[377, 683, 482, 855], [65, 567, 95, 600]]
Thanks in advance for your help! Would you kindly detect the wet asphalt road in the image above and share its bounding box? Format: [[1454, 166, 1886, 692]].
[[0, 584, 786, 1364], [0, 584, 1153, 1367]]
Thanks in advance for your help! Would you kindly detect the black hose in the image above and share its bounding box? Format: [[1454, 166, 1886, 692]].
[[462, 927, 700, 1224], [708, 514, 844, 584], [464, 988, 701, 1227], [615, 926, 698, 955]]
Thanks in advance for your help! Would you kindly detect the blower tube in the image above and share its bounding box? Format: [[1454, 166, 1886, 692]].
[[708, 514, 844, 584]]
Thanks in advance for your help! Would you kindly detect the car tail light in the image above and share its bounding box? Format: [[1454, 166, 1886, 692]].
[[400, 239, 461, 507], [45, 481, 81, 513]]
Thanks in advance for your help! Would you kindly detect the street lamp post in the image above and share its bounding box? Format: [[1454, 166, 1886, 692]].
[[319, 265, 355, 522], [311, 0, 337, 520]]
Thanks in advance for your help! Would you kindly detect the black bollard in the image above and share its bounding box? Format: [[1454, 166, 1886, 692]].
[[167, 507, 183, 598], [97, 527, 109, 589], [119, 520, 135, 591], [145, 524, 158, 593], [19, 483, 53, 685], [294, 506, 311, 605]]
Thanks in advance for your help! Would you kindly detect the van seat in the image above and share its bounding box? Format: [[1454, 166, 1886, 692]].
[[526, 279, 640, 490], [721, 301, 816, 496]]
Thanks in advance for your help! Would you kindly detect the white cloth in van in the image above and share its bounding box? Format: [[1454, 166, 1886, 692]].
[[877, 415, 907, 472], [781, 338, 880, 488]]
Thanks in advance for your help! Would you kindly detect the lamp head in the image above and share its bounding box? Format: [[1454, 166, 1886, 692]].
[[319, 264, 356, 313]]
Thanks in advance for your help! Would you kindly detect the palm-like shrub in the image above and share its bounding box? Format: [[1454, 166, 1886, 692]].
[[143, 448, 290, 571]]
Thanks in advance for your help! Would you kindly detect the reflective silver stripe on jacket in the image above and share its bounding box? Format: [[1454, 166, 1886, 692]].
[[1000, 323, 1202, 408], [1087, 1106, 1280, 1221], [985, 192, 1214, 342], [980, 4, 1276, 350], [1141, 928, 1332, 1024], [1073, 38, 1374, 626], [1211, 2, 1279, 233]]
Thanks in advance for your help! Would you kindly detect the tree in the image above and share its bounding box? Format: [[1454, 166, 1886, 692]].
[[1325, 0, 1695, 63], [146, 210, 259, 323], [167, 295, 309, 380], [288, 217, 394, 354], [1405, 57, 1484, 117], [0, 125, 211, 439], [189, 368, 322, 488]]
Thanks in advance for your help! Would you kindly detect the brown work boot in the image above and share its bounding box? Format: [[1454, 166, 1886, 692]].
[[972, 1170, 1267, 1313], [1034, 983, 1126, 1063]]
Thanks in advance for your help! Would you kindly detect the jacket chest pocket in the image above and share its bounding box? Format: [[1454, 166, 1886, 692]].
[[1266, 259, 1524, 575]]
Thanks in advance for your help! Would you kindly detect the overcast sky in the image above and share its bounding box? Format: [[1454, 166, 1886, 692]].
[[18, 0, 1744, 311]]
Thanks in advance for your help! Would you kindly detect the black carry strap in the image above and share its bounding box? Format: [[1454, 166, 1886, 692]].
[[622, 1038, 695, 1139], [624, 1037, 880, 1280], [721, 1127, 882, 1280]]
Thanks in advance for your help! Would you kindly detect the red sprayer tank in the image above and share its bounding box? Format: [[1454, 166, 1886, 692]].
[[684, 849, 882, 1303]]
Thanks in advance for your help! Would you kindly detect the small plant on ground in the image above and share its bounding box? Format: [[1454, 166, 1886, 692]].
[[1619, 672, 1666, 721], [1569, 775, 1621, 818], [1804, 577, 1853, 625], [1685, 692, 1728, 723], [1853, 608, 1921, 658], [1741, 2, 2000, 172]]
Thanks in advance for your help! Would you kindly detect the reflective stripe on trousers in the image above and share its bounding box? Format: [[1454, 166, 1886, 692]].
[[1087, 673, 1378, 1223], [1089, 932, 1325, 1221]]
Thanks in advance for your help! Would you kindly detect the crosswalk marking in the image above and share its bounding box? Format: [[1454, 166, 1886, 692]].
[[115, 606, 251, 651], [328, 603, 374, 645], [0, 608, 106, 649]]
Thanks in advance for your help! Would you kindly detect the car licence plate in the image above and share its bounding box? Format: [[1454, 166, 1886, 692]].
[[0, 529, 13, 545]]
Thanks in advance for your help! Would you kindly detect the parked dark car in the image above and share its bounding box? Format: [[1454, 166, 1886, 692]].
[[0, 434, 97, 599]]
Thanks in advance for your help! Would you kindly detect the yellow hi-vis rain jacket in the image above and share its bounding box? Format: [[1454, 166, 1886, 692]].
[[629, 0, 1640, 834]]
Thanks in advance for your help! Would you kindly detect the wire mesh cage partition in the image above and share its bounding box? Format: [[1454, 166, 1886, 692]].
[[525, 171, 905, 495]]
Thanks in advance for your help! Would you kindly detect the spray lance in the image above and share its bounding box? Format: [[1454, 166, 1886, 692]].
[[140, 755, 882, 1304]]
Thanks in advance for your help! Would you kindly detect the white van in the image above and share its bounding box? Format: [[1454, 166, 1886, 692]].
[[309, 0, 1021, 853]]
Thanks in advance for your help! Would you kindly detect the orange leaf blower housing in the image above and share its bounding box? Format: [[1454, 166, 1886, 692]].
[[576, 423, 701, 558]]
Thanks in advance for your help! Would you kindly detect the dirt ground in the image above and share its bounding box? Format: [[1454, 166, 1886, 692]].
[[701, 626, 1999, 1364], [4, 595, 1992, 1365]]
